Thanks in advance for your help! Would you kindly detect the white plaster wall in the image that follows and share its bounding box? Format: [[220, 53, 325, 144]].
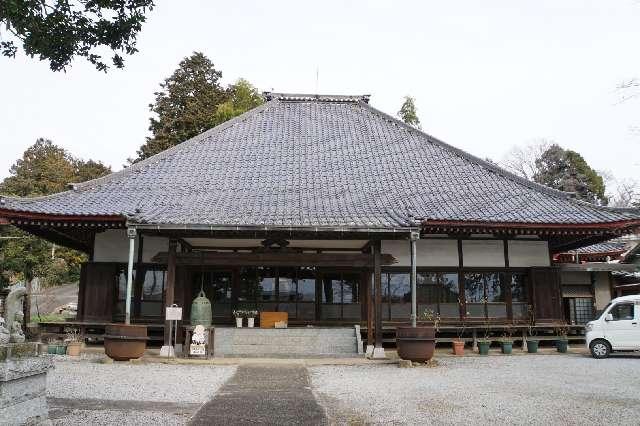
[[561, 271, 590, 285], [508, 240, 550, 267], [382, 239, 459, 267], [462, 240, 505, 267], [594, 271, 612, 311], [93, 229, 168, 263]]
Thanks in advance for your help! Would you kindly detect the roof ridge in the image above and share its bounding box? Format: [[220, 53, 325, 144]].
[[264, 92, 370, 103]]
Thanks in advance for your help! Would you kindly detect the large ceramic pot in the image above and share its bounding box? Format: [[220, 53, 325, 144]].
[[104, 324, 148, 361], [396, 326, 436, 362]]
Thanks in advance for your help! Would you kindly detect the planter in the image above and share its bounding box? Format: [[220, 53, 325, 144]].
[[56, 344, 67, 355], [235, 317, 243, 328], [526, 339, 539, 353], [396, 326, 436, 362], [501, 341, 513, 355], [477, 340, 491, 355], [247, 318, 255, 328], [452, 340, 465, 356], [104, 324, 148, 361], [66, 342, 82, 356], [556, 339, 568, 353]]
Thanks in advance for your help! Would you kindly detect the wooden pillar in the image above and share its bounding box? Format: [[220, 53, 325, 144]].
[[164, 238, 177, 345], [373, 240, 385, 357], [366, 271, 373, 349], [133, 233, 144, 319]]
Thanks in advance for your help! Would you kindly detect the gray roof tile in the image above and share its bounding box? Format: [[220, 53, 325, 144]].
[[2, 94, 639, 228]]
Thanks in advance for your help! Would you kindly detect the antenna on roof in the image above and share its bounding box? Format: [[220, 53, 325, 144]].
[[315, 66, 319, 94]]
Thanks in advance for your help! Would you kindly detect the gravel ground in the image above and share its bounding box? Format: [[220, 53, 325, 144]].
[[47, 359, 237, 425], [310, 354, 640, 425]]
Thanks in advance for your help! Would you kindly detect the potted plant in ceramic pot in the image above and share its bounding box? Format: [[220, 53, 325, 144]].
[[65, 328, 83, 356], [233, 310, 244, 328], [500, 326, 514, 355], [396, 309, 439, 363], [452, 310, 466, 356], [554, 323, 569, 353], [477, 317, 491, 355], [246, 310, 258, 328], [46, 337, 60, 354]]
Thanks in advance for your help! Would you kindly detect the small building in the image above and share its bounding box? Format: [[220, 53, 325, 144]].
[[1, 93, 639, 349], [554, 237, 640, 325]]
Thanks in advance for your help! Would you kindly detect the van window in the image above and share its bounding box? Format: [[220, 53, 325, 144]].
[[610, 303, 635, 321]]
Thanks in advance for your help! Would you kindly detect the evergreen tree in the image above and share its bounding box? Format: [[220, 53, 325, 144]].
[[135, 52, 229, 161], [398, 96, 421, 129], [533, 144, 608, 205], [0, 139, 111, 287]]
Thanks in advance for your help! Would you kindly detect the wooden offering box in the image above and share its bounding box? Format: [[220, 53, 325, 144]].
[[259, 312, 288, 328]]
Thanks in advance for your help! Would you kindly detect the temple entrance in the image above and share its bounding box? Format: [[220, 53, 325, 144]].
[[188, 266, 363, 324]]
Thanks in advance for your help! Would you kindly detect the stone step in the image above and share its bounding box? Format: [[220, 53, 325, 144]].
[[212, 327, 359, 357]]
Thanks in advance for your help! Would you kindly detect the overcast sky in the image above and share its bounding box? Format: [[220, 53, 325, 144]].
[[1, 0, 639, 191]]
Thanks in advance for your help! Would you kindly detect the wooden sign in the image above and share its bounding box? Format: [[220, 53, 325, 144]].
[[166, 306, 183, 321]]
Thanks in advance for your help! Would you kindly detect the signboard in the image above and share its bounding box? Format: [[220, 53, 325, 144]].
[[190, 344, 206, 356], [166, 306, 183, 321]]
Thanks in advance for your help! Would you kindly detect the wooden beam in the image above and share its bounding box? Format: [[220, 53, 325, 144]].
[[152, 251, 396, 267]]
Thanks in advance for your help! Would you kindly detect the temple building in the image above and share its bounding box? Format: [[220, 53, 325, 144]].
[[1, 93, 639, 351]]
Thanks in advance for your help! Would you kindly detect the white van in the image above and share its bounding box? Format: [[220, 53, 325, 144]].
[[586, 295, 640, 358]]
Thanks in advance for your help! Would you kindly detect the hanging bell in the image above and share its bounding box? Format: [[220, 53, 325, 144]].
[[190, 289, 212, 327]]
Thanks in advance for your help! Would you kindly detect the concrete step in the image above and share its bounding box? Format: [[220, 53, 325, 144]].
[[213, 327, 359, 357]]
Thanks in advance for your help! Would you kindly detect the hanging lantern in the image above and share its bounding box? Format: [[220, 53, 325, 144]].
[[190, 289, 212, 327]]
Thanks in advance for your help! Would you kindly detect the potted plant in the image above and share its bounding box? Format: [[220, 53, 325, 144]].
[[246, 310, 258, 328], [554, 323, 569, 353], [396, 309, 439, 362], [500, 326, 514, 355], [477, 317, 491, 355], [47, 337, 59, 354], [452, 314, 466, 356], [65, 328, 83, 356], [233, 310, 244, 328], [526, 305, 539, 353]]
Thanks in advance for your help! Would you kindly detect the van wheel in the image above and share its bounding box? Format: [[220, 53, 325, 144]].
[[590, 339, 611, 359]]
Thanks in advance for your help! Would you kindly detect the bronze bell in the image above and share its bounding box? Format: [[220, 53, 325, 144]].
[[190, 289, 212, 327]]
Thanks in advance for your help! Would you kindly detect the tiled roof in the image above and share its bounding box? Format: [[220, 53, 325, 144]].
[[574, 242, 628, 254], [2, 94, 639, 229]]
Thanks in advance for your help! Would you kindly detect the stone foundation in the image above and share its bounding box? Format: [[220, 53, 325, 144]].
[[0, 343, 54, 425]]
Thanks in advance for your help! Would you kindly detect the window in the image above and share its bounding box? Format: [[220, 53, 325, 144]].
[[321, 273, 360, 320], [139, 268, 166, 317], [510, 273, 528, 319], [610, 303, 635, 321], [384, 272, 460, 320], [115, 267, 134, 316], [464, 273, 507, 319]]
